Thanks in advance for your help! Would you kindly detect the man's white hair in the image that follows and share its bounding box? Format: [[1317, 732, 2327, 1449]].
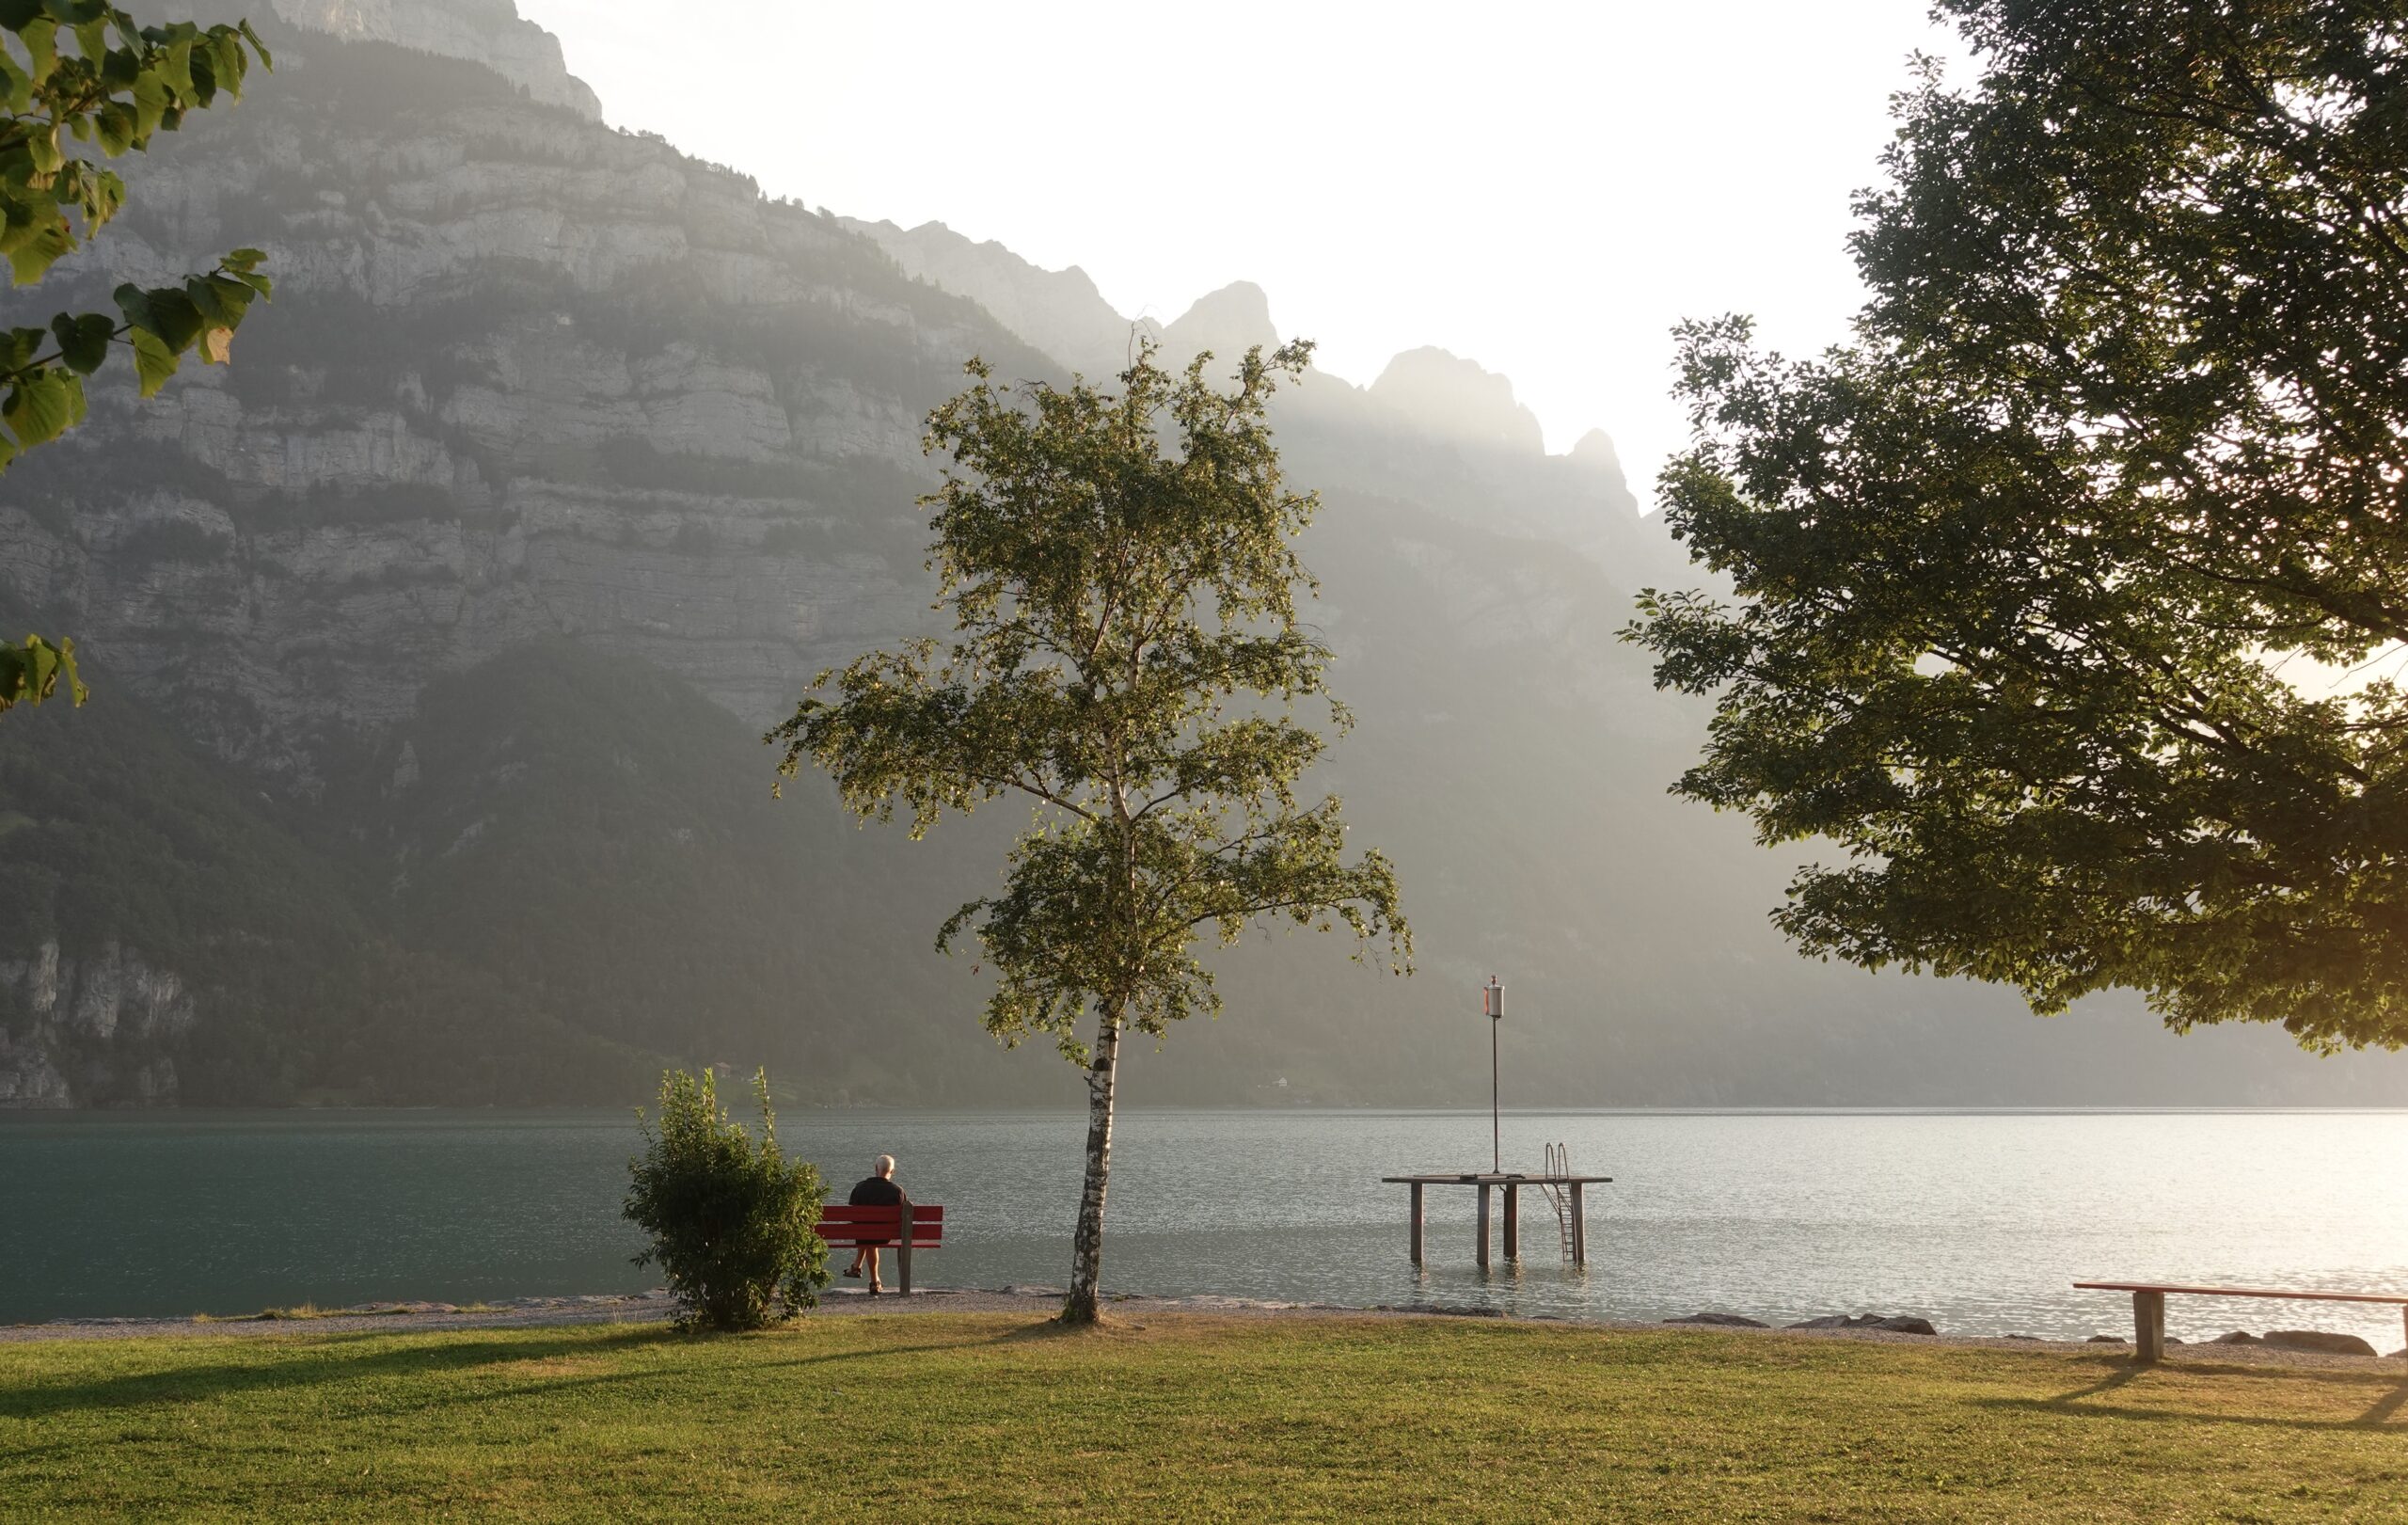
[[875, 1153, 895, 1175]]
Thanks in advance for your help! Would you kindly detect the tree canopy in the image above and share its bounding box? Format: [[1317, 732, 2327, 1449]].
[[0, 2, 274, 712], [772, 341, 1408, 1321], [1626, 0, 2408, 1050]]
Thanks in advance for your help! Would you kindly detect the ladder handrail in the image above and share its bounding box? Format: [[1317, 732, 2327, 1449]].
[[1537, 1142, 1576, 1261]]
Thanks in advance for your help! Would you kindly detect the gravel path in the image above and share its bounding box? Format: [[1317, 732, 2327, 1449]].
[[8, 1287, 2404, 1375]]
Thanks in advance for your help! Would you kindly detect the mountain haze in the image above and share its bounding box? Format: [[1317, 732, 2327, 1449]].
[[1, 6, 2400, 1108]]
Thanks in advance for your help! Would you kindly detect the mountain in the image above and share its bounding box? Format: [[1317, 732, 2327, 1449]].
[[2, 7, 2401, 1108]]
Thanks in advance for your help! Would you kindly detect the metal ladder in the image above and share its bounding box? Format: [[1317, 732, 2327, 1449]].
[[1537, 1141, 1576, 1262]]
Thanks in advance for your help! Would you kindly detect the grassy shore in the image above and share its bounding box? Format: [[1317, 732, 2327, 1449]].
[[5, 1311, 2404, 1521]]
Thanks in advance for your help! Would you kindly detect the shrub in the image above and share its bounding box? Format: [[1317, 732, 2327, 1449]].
[[624, 1068, 829, 1331]]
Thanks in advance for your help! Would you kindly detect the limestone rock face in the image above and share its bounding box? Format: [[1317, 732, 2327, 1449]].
[[271, 0, 602, 119], [838, 217, 1159, 378], [1163, 281, 1280, 365], [0, 940, 192, 1106], [0, 38, 1007, 789], [1370, 347, 1545, 455]]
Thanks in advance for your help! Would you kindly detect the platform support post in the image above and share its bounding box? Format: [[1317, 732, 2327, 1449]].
[[1569, 1182, 1587, 1267], [2132, 1290, 2164, 1363], [1409, 1182, 1424, 1266], [1503, 1183, 1520, 1262], [1476, 1183, 1491, 1270]]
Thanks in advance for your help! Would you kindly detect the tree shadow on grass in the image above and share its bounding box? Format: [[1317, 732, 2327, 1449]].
[[0, 1325, 683, 1423]]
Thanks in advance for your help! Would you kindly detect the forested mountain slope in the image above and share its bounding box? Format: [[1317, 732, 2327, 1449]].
[[0, 8, 2399, 1107]]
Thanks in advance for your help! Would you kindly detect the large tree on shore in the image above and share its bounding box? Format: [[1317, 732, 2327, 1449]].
[[1627, 0, 2408, 1050], [771, 340, 1409, 1324], [0, 2, 275, 716]]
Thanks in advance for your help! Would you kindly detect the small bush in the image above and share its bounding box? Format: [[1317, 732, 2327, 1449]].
[[625, 1068, 828, 1331]]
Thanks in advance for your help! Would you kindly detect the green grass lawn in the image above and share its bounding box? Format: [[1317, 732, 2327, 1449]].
[[4, 1312, 2404, 1521]]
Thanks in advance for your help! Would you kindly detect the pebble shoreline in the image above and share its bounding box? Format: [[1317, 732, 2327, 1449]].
[[8, 1288, 2404, 1373]]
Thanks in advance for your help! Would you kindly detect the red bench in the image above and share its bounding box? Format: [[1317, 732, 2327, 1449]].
[[815, 1204, 944, 1295]]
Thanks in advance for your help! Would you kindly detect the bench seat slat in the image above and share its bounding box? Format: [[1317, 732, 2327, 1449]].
[[2074, 1281, 2408, 1306]]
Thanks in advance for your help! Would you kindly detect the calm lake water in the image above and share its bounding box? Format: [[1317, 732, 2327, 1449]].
[[5, 1109, 2405, 1348]]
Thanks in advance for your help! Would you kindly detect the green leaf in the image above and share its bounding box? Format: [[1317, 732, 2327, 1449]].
[[0, 326, 44, 373], [70, 18, 105, 70], [203, 29, 242, 100], [0, 47, 31, 115], [49, 310, 111, 375], [157, 35, 191, 98], [21, 16, 56, 84], [124, 283, 202, 349], [7, 215, 72, 284], [183, 271, 253, 326], [92, 100, 133, 156], [25, 126, 62, 177], [0, 633, 86, 710], [130, 69, 167, 140], [4, 368, 85, 448], [127, 325, 174, 396]]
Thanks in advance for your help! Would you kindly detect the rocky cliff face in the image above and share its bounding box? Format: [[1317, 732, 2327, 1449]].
[[1, 24, 1021, 791], [270, 0, 601, 119], [834, 216, 1667, 576], [1371, 347, 1547, 454], [837, 217, 1158, 378], [0, 940, 190, 1105]]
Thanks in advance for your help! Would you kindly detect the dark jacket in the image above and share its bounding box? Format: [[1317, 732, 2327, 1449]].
[[846, 1174, 910, 1244]]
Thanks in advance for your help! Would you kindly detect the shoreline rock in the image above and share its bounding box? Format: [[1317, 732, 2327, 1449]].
[[1786, 1313, 1939, 1336], [2262, 1329, 2379, 1357]]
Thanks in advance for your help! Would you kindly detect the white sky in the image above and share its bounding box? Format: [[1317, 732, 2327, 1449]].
[[515, 0, 1957, 503]]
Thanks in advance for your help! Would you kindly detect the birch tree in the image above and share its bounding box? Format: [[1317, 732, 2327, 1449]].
[[770, 339, 1409, 1324]]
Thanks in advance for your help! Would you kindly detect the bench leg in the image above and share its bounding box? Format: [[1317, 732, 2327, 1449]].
[[2132, 1290, 2164, 1363], [1477, 1184, 1491, 1270]]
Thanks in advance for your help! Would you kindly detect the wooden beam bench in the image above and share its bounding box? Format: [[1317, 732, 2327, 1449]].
[[2074, 1280, 2408, 1363], [816, 1204, 943, 1295]]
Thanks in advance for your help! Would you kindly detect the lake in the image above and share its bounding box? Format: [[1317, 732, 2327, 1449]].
[[5, 1109, 2404, 1348]]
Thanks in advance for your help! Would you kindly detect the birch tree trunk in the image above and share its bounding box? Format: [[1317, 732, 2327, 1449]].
[[1061, 1009, 1124, 1324]]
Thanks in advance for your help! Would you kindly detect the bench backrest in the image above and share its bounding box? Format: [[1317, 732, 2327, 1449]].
[[815, 1203, 944, 1247], [2074, 1281, 2408, 1306]]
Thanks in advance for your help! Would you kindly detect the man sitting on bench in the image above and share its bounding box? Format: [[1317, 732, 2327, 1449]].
[[842, 1154, 911, 1294]]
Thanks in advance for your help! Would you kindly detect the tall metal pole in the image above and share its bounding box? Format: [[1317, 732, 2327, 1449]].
[[1484, 976, 1503, 1174]]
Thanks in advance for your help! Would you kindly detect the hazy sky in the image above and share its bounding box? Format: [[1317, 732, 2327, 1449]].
[[515, 1, 1957, 502]]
